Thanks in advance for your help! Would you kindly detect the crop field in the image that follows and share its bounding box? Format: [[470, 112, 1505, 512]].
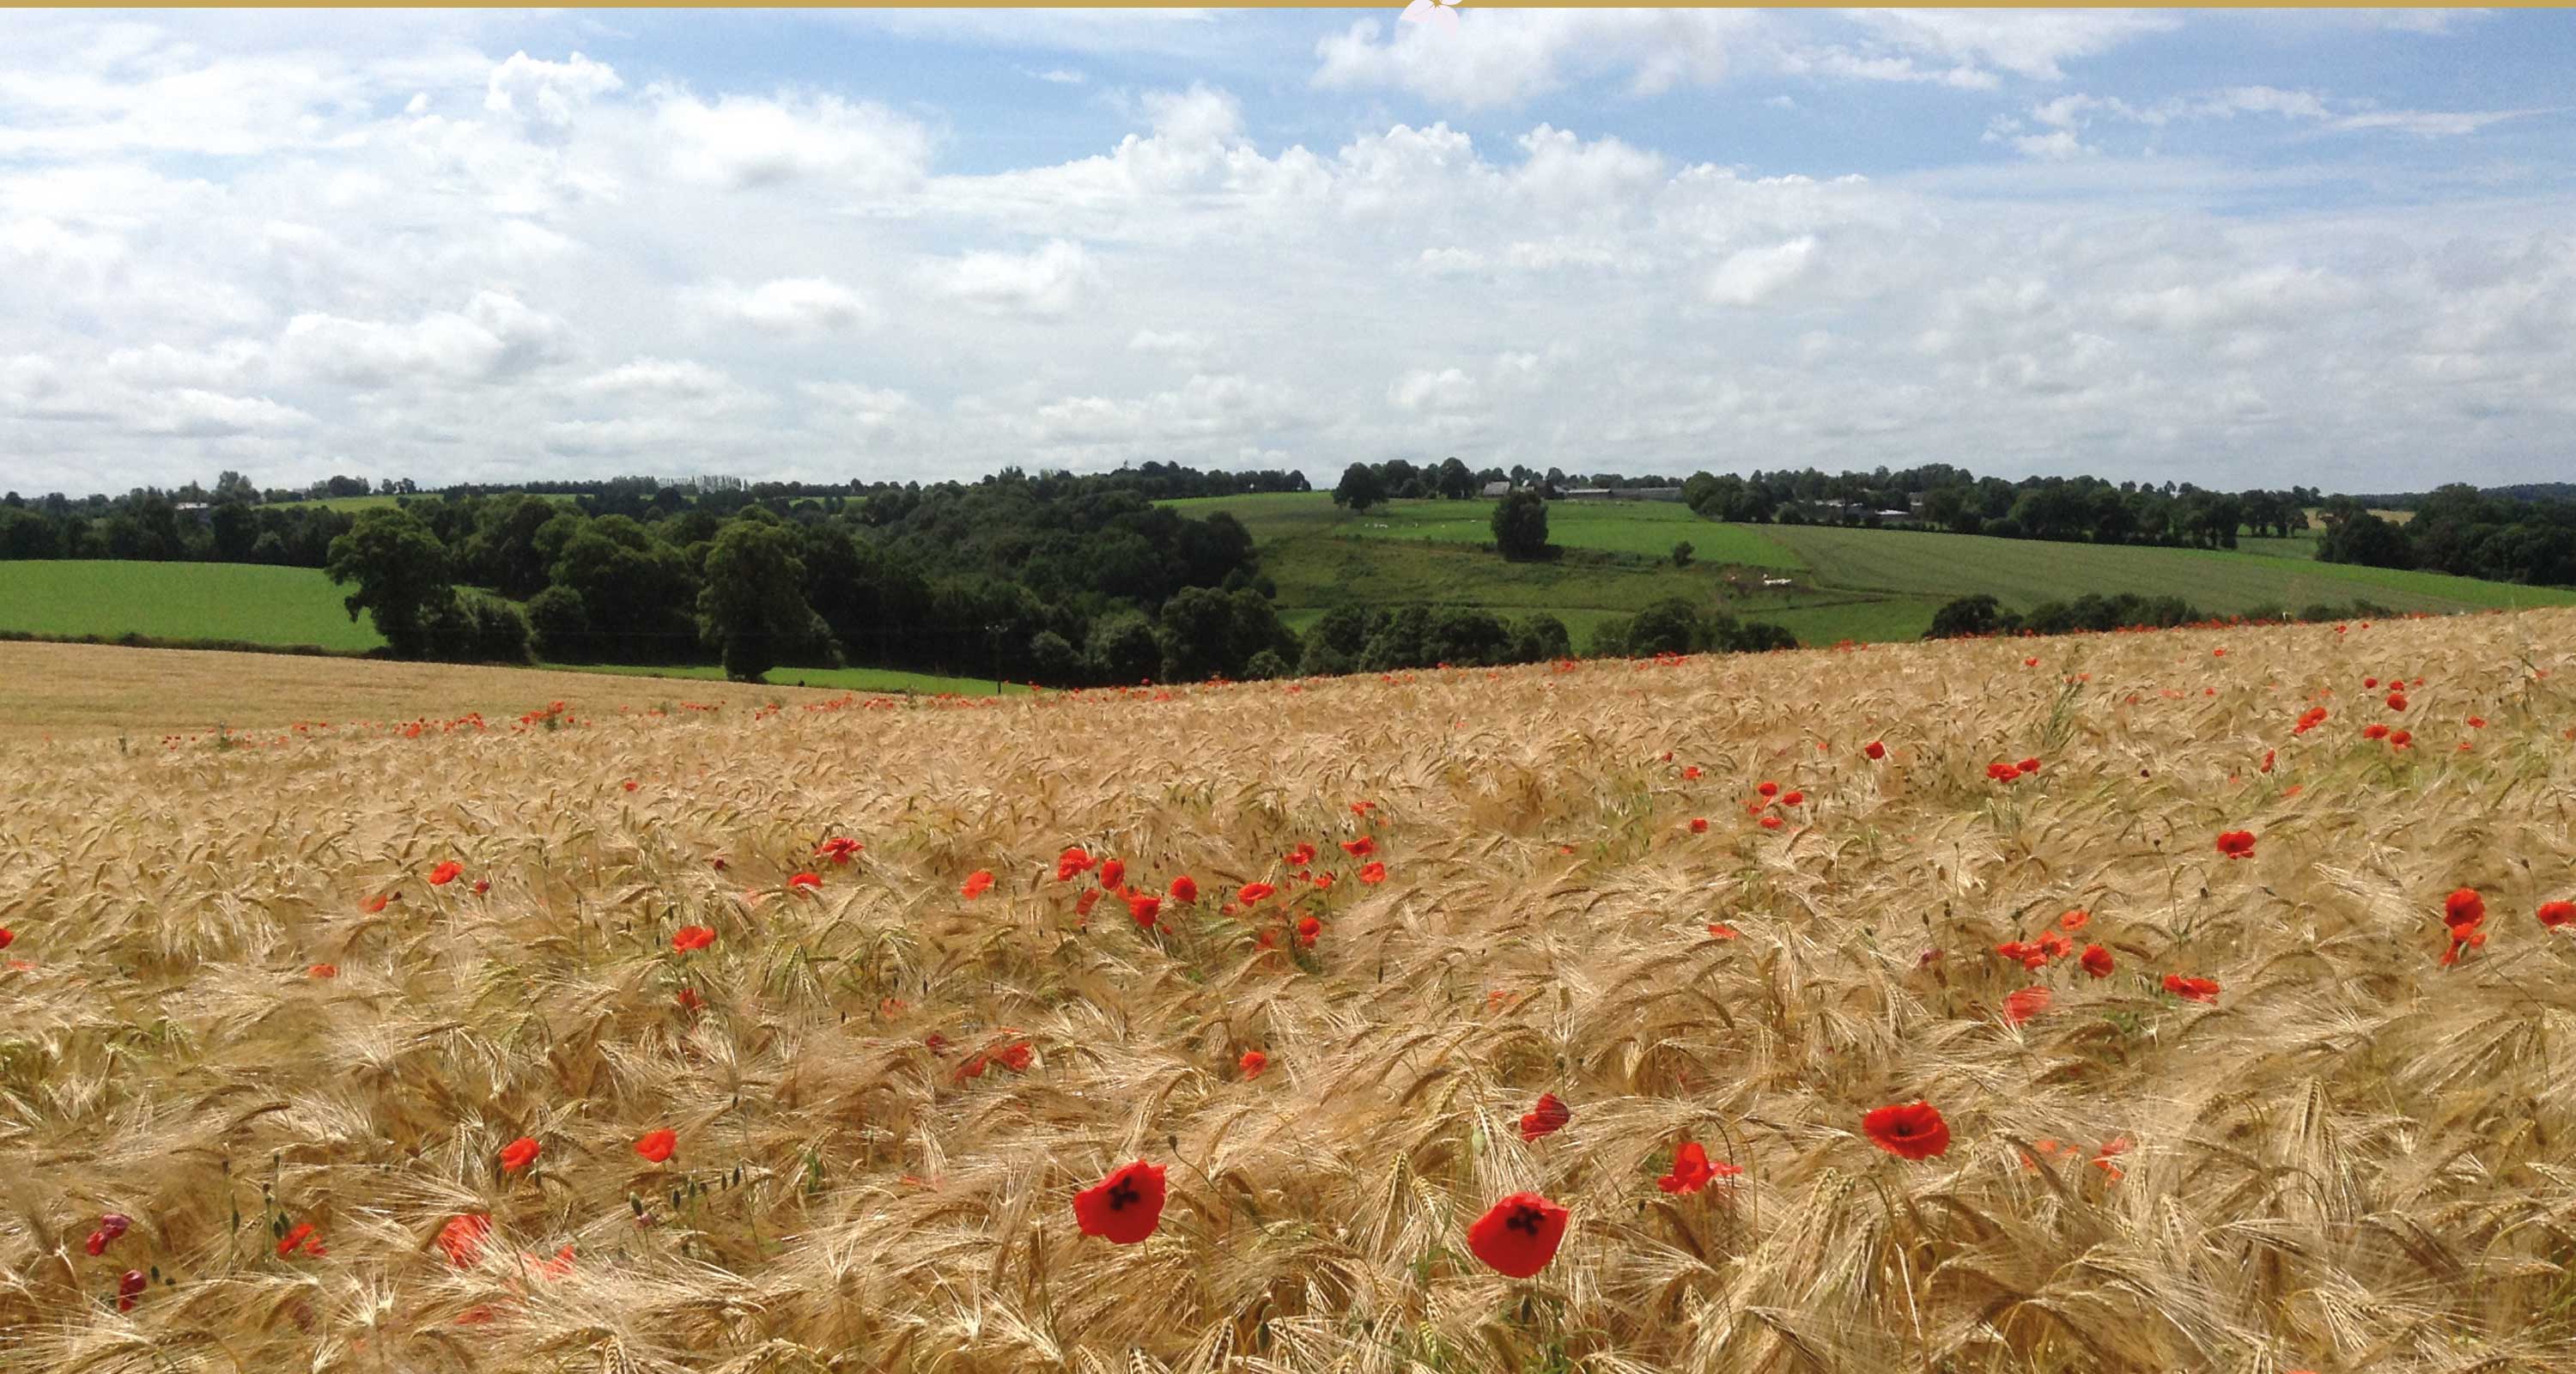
[[4, 609, 2575, 1372], [0, 560, 387, 653]]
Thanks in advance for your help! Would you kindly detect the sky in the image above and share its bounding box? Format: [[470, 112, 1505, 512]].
[[3, 7, 2572, 497]]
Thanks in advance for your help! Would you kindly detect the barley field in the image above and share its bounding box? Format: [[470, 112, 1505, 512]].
[[4, 610, 2576, 1374]]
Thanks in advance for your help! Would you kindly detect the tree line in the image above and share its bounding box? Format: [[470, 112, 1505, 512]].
[[2312, 486, 2576, 588]]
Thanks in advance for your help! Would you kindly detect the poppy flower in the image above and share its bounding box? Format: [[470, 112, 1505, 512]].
[[2080, 944, 2115, 977], [85, 1213, 131, 1255], [817, 836, 864, 866], [1658, 1141, 1717, 1195], [671, 925, 715, 954], [2388, 729, 2412, 749], [2024, 656, 2039, 666], [472, 879, 490, 895], [1756, 781, 1778, 798], [1072, 1160, 1166, 1244], [2539, 900, 2575, 928], [1284, 843, 1315, 868], [2259, 749, 2275, 774], [675, 987, 704, 1014], [1688, 818, 1709, 834], [1238, 882, 1275, 906], [1358, 861, 1387, 884], [2467, 716, 2487, 728], [1994, 939, 2043, 966], [1781, 790, 1804, 806], [1986, 762, 2019, 781], [2444, 888, 2486, 927], [1864, 740, 1886, 760], [1707, 923, 1739, 939], [1519, 1091, 1572, 1141], [1759, 815, 1783, 830], [994, 1041, 1033, 1072], [623, 780, 638, 792], [361, 893, 391, 914], [2364, 677, 2378, 688], [118, 1269, 146, 1311], [2386, 692, 2408, 711], [1296, 914, 1321, 946], [1168, 874, 1198, 903], [2017, 757, 2040, 774], [787, 872, 822, 892], [2163, 975, 2220, 1004], [1074, 888, 1101, 917], [1098, 859, 1126, 891], [1862, 1102, 1951, 1159], [1681, 764, 1702, 780], [1238, 1049, 1267, 1079], [2361, 722, 2390, 740], [2057, 909, 2090, 932], [1055, 847, 1095, 881], [1126, 892, 1162, 927], [429, 861, 463, 886], [1341, 836, 1376, 858], [710, 855, 731, 872], [277, 1221, 319, 1258], [499, 1136, 541, 1173], [438, 1213, 491, 1268], [962, 870, 994, 899], [2036, 929, 2075, 960], [633, 1128, 677, 1164], [2002, 986, 2052, 1027], [307, 963, 337, 978], [1466, 1192, 1569, 1277], [2215, 830, 2257, 860]]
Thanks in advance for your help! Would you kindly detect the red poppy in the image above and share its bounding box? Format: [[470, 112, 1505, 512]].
[[1658, 1141, 1717, 1194], [994, 1041, 1033, 1072], [2445, 888, 2486, 927], [307, 962, 337, 978], [2259, 748, 2275, 774], [1781, 790, 1804, 806], [118, 1268, 146, 1311], [2467, 715, 2487, 728], [85, 1213, 131, 1255], [1864, 740, 1886, 760], [2036, 928, 2075, 960], [276, 1221, 320, 1258], [438, 1213, 492, 1268], [1466, 1192, 1569, 1277], [1098, 859, 1126, 891], [1296, 914, 1321, 946], [1238, 882, 1276, 906], [2386, 692, 2408, 711], [362, 893, 391, 914], [429, 860, 463, 886], [1126, 892, 1162, 927], [623, 780, 638, 792], [2539, 900, 2575, 928], [2215, 830, 2257, 860], [671, 925, 715, 953], [1311, 871, 1336, 891], [0, 929, 11, 951], [1074, 888, 1101, 917], [2362, 722, 2390, 740], [1284, 842, 1315, 868], [2388, 728, 2412, 748], [1758, 815, 1783, 830], [472, 879, 490, 895], [1341, 836, 1376, 857], [2002, 986, 2052, 1027], [1358, 861, 1387, 884], [1519, 1091, 1572, 1141], [2363, 677, 2378, 688], [1756, 781, 1778, 798], [2057, 909, 2090, 931], [787, 872, 822, 892], [1681, 764, 1702, 780], [2163, 974, 2220, 1003], [1708, 923, 1739, 939], [635, 1128, 677, 1164], [2080, 944, 2115, 977], [1688, 818, 1709, 834], [1072, 1160, 1166, 1244], [2024, 656, 2039, 666], [499, 1136, 541, 1172], [2017, 757, 2040, 774], [675, 987, 704, 1014], [1238, 1049, 1267, 1079], [962, 870, 994, 899], [1055, 847, 1095, 881], [817, 836, 864, 866], [1986, 762, 2018, 781], [1168, 874, 1198, 903], [1862, 1102, 1951, 1159]]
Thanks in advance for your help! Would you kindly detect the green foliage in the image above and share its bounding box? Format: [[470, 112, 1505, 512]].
[[697, 520, 832, 683], [1333, 462, 1389, 512], [1926, 593, 2014, 639], [524, 584, 592, 660], [1492, 490, 1550, 562], [325, 508, 454, 658], [1671, 540, 1693, 568]]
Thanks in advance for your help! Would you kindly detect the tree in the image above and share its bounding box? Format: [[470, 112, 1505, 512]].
[[1671, 540, 1694, 568], [1436, 457, 1476, 500], [1925, 593, 2016, 639], [1332, 462, 1388, 512], [325, 508, 454, 658], [1492, 489, 1549, 561], [696, 520, 829, 682], [525, 585, 592, 660]]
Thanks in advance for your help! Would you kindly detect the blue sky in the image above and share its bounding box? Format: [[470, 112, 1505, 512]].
[[3, 8, 2573, 495]]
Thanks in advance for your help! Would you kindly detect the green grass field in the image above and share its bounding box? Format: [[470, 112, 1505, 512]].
[[1166, 493, 1801, 567], [0, 560, 387, 651]]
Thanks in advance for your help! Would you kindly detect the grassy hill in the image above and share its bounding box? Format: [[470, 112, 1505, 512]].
[[6, 611, 2573, 1370], [1170, 493, 2576, 645]]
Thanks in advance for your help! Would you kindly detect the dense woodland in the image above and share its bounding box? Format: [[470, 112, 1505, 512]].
[[3, 461, 2570, 684]]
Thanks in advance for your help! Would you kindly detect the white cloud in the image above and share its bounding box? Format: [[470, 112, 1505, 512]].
[[1705, 236, 1818, 306], [927, 239, 1103, 318], [705, 277, 872, 333], [281, 290, 572, 387], [483, 51, 621, 134], [1388, 367, 1481, 412], [654, 88, 933, 191]]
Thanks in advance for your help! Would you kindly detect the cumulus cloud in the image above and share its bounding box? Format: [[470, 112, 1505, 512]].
[[655, 88, 932, 191], [1705, 237, 1818, 306], [703, 277, 872, 333], [926, 239, 1103, 318], [281, 290, 572, 387], [483, 50, 621, 134]]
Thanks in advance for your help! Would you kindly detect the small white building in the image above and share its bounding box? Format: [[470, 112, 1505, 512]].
[[1481, 480, 1514, 498]]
